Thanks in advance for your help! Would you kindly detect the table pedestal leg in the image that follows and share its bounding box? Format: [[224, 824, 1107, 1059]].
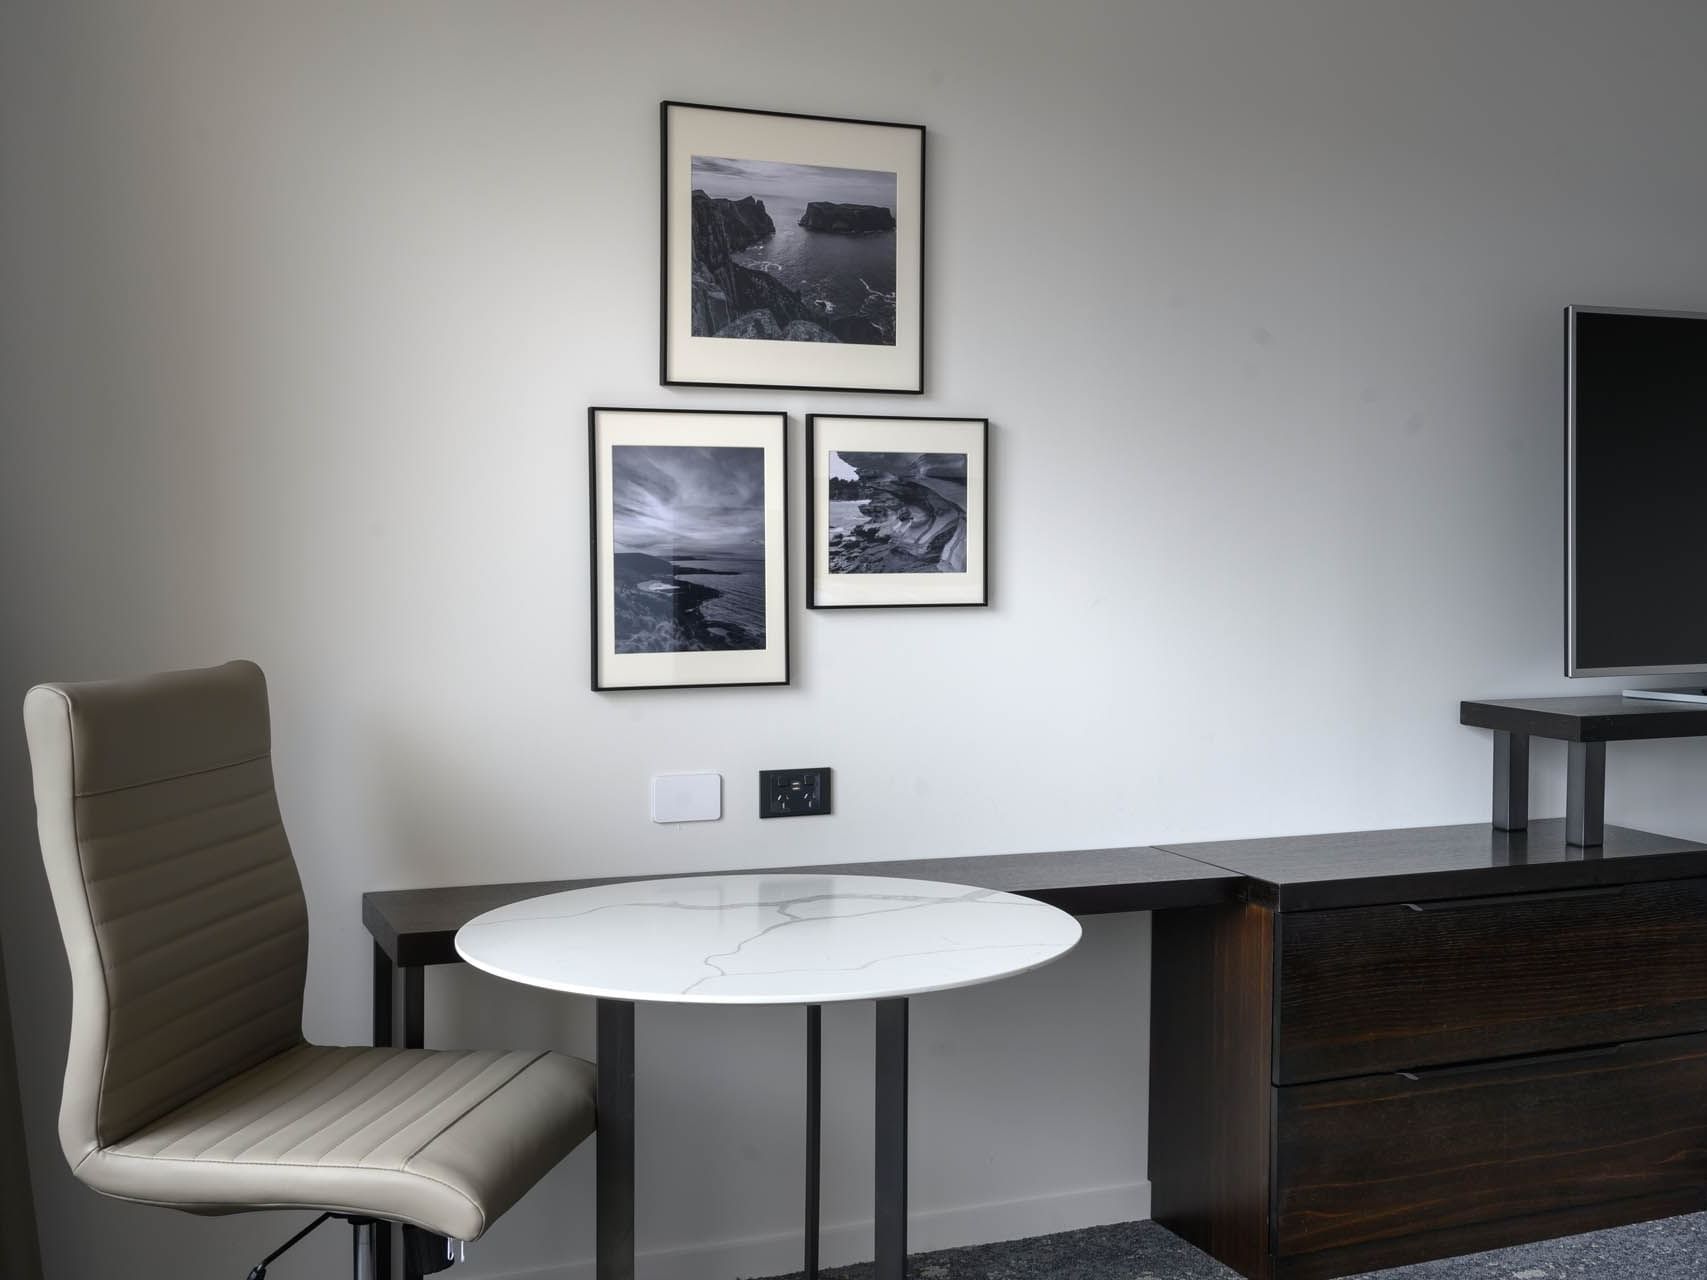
[[805, 1004, 822, 1279], [874, 998, 909, 1280], [597, 999, 636, 1280]]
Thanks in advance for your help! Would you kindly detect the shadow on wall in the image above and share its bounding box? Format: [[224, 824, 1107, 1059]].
[[1, 936, 45, 1280]]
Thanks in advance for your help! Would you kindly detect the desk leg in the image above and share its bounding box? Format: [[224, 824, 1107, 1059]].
[[402, 965, 424, 1050], [371, 946, 396, 1280], [373, 943, 395, 1048], [1567, 741, 1606, 848], [597, 999, 636, 1280], [805, 1004, 822, 1279], [400, 963, 424, 1280], [1492, 730, 1529, 831], [874, 998, 909, 1280]]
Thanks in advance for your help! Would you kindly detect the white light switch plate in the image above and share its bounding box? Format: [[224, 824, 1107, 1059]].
[[651, 772, 722, 823]]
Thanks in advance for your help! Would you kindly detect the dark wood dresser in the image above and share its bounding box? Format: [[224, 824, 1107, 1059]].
[[1149, 819, 1707, 1280]]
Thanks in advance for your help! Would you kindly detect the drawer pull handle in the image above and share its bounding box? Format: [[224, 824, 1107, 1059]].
[[1397, 1043, 1624, 1082], [1401, 886, 1627, 913]]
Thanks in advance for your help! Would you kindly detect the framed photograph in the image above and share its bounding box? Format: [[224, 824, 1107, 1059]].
[[661, 100, 925, 394], [589, 407, 789, 690], [806, 415, 988, 609]]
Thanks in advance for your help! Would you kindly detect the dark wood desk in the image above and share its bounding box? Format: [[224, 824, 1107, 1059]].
[[363, 845, 1240, 970], [363, 844, 1239, 1280], [363, 821, 1707, 1280], [363, 843, 1242, 1043]]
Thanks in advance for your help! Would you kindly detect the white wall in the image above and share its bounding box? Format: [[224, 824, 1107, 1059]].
[[7, 2, 1707, 1277]]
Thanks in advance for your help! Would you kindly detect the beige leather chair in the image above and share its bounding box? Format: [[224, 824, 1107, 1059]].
[[22, 661, 596, 1278]]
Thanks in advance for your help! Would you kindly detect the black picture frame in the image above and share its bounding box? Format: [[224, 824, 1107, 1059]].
[[660, 100, 927, 394], [805, 414, 990, 609], [589, 406, 790, 690]]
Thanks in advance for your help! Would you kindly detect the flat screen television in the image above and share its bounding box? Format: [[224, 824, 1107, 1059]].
[[1567, 305, 1707, 683]]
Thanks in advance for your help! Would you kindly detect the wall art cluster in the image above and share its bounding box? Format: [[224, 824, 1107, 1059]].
[[590, 103, 988, 691]]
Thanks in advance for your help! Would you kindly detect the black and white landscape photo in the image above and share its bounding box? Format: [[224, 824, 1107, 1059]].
[[611, 445, 767, 653], [690, 155, 898, 346], [662, 103, 925, 393], [806, 414, 986, 610], [827, 452, 967, 574]]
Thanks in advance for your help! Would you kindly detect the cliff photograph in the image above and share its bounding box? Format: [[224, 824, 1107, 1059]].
[[827, 451, 969, 574], [689, 154, 897, 345]]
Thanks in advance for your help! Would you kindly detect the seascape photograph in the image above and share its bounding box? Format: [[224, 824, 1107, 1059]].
[[611, 444, 767, 653], [689, 155, 898, 346], [827, 451, 968, 574]]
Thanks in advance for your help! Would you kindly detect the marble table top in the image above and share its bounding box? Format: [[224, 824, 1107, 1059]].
[[453, 873, 1083, 1005]]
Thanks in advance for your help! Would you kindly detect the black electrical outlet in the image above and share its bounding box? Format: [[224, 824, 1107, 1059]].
[[759, 767, 832, 818]]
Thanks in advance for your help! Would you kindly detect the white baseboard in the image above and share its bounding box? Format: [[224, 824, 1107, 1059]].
[[478, 1179, 1151, 1280]]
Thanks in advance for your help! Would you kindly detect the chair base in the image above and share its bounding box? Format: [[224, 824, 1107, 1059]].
[[403, 1223, 458, 1274], [351, 1219, 376, 1280], [248, 1213, 431, 1280]]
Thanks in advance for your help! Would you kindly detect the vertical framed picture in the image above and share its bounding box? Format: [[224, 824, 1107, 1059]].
[[661, 101, 925, 394], [589, 407, 789, 690], [806, 415, 988, 609]]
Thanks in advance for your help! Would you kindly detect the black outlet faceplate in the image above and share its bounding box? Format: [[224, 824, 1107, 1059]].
[[759, 767, 832, 818]]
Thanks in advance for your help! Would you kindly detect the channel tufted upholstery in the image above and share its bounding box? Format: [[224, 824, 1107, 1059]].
[[85, 1045, 594, 1239], [23, 661, 596, 1242], [25, 664, 308, 1153]]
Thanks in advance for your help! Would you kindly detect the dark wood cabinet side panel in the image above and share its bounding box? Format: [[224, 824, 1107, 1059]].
[[1151, 903, 1276, 1280], [1275, 1033, 1707, 1259], [1277, 878, 1707, 1082]]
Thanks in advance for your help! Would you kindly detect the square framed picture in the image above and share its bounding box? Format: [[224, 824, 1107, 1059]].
[[806, 415, 988, 609], [661, 100, 925, 394], [589, 407, 789, 690]]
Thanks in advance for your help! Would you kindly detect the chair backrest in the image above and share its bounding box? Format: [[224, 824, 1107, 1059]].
[[22, 661, 308, 1165]]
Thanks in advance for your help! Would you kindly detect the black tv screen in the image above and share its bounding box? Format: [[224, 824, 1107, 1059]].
[[1568, 306, 1707, 675]]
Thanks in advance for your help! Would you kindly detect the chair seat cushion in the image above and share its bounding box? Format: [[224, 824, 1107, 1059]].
[[76, 1043, 597, 1241]]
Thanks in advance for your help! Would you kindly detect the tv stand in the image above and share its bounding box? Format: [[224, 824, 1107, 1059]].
[[1625, 687, 1707, 705], [1461, 695, 1707, 846]]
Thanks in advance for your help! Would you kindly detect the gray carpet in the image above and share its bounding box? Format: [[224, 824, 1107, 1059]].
[[751, 1213, 1707, 1279]]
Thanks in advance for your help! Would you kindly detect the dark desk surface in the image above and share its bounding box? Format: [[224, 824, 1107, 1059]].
[[1461, 694, 1707, 742], [1161, 818, 1707, 910], [365, 822, 1707, 963], [364, 845, 1241, 966]]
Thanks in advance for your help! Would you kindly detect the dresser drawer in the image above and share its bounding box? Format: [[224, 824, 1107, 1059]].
[[1274, 1032, 1707, 1258], [1276, 878, 1707, 1083]]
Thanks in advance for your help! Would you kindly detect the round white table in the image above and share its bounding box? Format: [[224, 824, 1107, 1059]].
[[455, 873, 1082, 1280]]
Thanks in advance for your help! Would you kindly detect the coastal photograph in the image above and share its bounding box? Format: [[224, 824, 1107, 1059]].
[[828, 451, 968, 574], [662, 103, 925, 392], [689, 155, 897, 346], [806, 414, 987, 609], [611, 444, 767, 653]]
